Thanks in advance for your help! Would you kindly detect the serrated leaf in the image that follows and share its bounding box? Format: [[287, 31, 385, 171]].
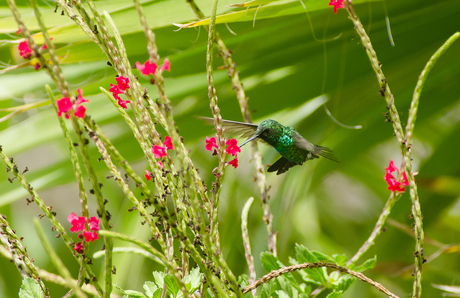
[[332, 254, 348, 266], [261, 252, 282, 271], [143, 281, 158, 298], [325, 290, 343, 298], [18, 277, 44, 298], [311, 251, 336, 263], [295, 244, 327, 285], [152, 271, 166, 288], [183, 267, 202, 293], [276, 290, 292, 298], [152, 288, 163, 298], [164, 274, 179, 297], [353, 256, 377, 272], [336, 275, 355, 292], [260, 281, 275, 298]]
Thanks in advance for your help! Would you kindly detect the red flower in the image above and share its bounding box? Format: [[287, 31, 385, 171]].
[[228, 157, 238, 169], [163, 136, 174, 150], [160, 58, 170, 72], [74, 242, 84, 254], [117, 98, 131, 109], [152, 145, 167, 158], [205, 137, 218, 151], [83, 231, 99, 243], [226, 138, 241, 157], [18, 41, 32, 59], [109, 83, 123, 96], [115, 76, 130, 90], [88, 217, 100, 231], [57, 97, 73, 119], [136, 60, 157, 76], [68, 212, 86, 233], [329, 0, 344, 14], [145, 170, 152, 181], [74, 105, 86, 118], [41, 38, 53, 50], [76, 88, 89, 105], [34, 63, 41, 71], [384, 160, 409, 193]]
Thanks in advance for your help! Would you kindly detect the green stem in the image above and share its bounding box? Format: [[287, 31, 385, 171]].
[[344, 2, 424, 296], [34, 218, 87, 298]]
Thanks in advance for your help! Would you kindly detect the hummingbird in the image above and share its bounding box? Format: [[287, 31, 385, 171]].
[[202, 117, 339, 175]]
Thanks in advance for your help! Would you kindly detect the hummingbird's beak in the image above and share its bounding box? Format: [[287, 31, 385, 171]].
[[239, 134, 259, 148]]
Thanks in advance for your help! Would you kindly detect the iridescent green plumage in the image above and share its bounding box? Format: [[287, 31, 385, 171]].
[[202, 117, 339, 175]]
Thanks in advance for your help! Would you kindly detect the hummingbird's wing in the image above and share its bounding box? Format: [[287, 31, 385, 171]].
[[200, 117, 258, 139], [294, 135, 340, 163], [267, 157, 297, 175]]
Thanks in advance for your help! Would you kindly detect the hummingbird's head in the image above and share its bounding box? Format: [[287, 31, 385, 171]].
[[239, 119, 283, 147]]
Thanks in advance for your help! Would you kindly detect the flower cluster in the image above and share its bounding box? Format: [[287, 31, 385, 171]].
[[205, 136, 240, 168], [109, 76, 131, 109], [56, 89, 89, 119], [68, 212, 100, 254], [329, 0, 344, 13], [145, 136, 174, 179], [135, 58, 170, 76], [17, 29, 54, 70], [384, 160, 409, 193]]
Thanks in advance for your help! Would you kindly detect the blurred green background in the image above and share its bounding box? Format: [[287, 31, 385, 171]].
[[1, 0, 460, 296]]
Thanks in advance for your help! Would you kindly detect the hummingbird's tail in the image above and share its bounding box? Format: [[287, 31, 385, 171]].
[[314, 145, 340, 163]]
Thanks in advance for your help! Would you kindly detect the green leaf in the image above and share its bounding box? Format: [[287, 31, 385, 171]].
[[152, 271, 166, 288], [261, 252, 282, 271], [325, 290, 343, 298], [18, 277, 44, 298], [123, 290, 148, 298], [336, 275, 355, 292], [276, 290, 293, 298], [143, 281, 158, 298], [353, 256, 377, 272], [311, 251, 336, 263], [260, 281, 276, 298], [332, 254, 348, 267], [183, 267, 202, 293], [164, 274, 179, 297], [295, 244, 327, 285]]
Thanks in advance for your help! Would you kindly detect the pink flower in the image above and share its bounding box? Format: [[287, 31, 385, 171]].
[[109, 83, 123, 96], [329, 0, 344, 14], [205, 137, 218, 151], [384, 160, 409, 193], [18, 41, 32, 59], [117, 98, 131, 109], [74, 242, 84, 254], [163, 136, 174, 150], [57, 97, 73, 119], [145, 170, 152, 181], [88, 217, 100, 231], [160, 58, 170, 72], [41, 38, 53, 50], [68, 212, 86, 233], [152, 145, 167, 158], [226, 138, 241, 157], [83, 231, 99, 243], [157, 161, 163, 169], [228, 157, 238, 169], [74, 105, 86, 118], [76, 88, 89, 105], [16, 29, 21, 35], [115, 76, 130, 91], [34, 63, 40, 71], [136, 61, 157, 76]]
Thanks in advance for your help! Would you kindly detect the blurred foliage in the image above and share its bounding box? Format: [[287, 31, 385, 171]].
[[0, 0, 460, 297]]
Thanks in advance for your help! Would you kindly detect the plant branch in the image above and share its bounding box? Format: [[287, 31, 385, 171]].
[[243, 262, 399, 298]]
